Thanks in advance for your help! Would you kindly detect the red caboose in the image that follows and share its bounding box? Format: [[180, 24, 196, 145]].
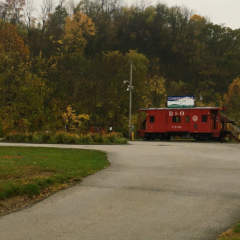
[[138, 107, 223, 140]]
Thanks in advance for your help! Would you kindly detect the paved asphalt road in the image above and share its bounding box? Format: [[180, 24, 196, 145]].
[[0, 141, 240, 240]]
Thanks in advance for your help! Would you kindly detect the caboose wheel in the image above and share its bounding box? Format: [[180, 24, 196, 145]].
[[144, 133, 151, 141], [163, 134, 171, 141]]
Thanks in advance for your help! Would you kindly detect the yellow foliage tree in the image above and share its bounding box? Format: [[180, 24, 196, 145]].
[[64, 12, 95, 54], [143, 75, 167, 108], [62, 105, 90, 131], [190, 14, 206, 23]]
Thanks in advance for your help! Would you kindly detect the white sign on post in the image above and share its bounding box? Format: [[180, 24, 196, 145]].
[[167, 96, 195, 108]]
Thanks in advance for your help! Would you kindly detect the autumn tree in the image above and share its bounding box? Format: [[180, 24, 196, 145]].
[[224, 77, 240, 124], [75, 0, 122, 55], [1, 0, 240, 135], [0, 22, 50, 132], [84, 50, 149, 132], [1, 0, 25, 24], [40, 4, 68, 57], [62, 105, 89, 132], [143, 76, 167, 108], [64, 11, 95, 54]]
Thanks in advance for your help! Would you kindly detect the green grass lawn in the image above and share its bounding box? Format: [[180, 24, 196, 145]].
[[0, 147, 109, 200]]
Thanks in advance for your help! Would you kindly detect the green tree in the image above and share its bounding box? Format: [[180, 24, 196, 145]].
[[224, 77, 240, 125]]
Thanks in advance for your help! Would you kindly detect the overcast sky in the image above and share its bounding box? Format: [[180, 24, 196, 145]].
[[34, 0, 240, 29], [161, 0, 239, 29]]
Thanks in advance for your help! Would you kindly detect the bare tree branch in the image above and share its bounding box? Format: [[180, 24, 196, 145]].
[[23, 0, 35, 28], [41, 0, 55, 27]]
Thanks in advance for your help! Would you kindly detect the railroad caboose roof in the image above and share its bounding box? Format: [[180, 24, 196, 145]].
[[140, 107, 221, 111]]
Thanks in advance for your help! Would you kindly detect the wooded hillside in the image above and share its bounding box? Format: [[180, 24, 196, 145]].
[[0, 0, 240, 135]]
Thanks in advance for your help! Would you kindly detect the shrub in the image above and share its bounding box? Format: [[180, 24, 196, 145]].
[[0, 182, 43, 200], [5, 132, 26, 143], [32, 133, 44, 143], [77, 134, 94, 144], [53, 132, 65, 144], [65, 133, 79, 144], [41, 132, 51, 143], [0, 123, 4, 137], [102, 135, 111, 144], [91, 133, 103, 143], [114, 137, 128, 144], [4, 131, 128, 145], [22, 184, 40, 197], [0, 183, 20, 200]]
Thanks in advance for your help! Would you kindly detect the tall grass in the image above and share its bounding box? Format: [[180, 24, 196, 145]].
[[4, 131, 128, 144]]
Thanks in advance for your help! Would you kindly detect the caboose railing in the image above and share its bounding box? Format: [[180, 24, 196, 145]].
[[220, 113, 240, 141], [226, 123, 240, 141]]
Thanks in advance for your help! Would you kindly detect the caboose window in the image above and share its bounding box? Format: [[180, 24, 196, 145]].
[[150, 116, 155, 123], [202, 115, 208, 123], [172, 116, 181, 123], [185, 116, 190, 123]]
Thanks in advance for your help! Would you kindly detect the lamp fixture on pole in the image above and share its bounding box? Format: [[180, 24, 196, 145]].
[[124, 62, 134, 140]]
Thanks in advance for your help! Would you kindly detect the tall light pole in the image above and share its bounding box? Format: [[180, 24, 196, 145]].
[[129, 62, 133, 140], [124, 62, 134, 140]]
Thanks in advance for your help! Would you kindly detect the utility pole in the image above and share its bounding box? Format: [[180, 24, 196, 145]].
[[129, 62, 133, 140]]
